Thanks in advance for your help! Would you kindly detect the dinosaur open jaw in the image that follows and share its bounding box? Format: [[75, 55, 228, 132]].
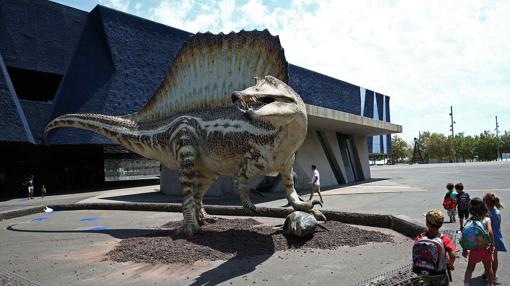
[[234, 94, 294, 112], [234, 95, 271, 112]]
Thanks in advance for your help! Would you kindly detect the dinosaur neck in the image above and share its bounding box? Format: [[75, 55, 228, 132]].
[[278, 100, 308, 158]]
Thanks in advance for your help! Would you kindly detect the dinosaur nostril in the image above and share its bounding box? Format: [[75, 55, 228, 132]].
[[231, 92, 241, 103]]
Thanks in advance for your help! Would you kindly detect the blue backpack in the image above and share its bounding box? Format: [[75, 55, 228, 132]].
[[460, 220, 490, 250]]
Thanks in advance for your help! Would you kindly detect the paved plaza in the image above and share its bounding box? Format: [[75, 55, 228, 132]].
[[0, 161, 509, 285]]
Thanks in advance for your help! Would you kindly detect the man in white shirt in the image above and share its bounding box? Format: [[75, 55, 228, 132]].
[[308, 165, 323, 203]]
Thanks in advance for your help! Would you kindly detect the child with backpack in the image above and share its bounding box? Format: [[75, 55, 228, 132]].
[[443, 183, 457, 223], [483, 193, 506, 284], [455, 183, 470, 231], [413, 209, 456, 286], [460, 198, 495, 286]]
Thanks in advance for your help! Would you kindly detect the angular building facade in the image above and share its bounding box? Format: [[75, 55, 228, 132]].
[[0, 0, 401, 197]]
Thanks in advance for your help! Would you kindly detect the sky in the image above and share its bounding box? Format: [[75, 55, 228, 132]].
[[52, 0, 510, 143]]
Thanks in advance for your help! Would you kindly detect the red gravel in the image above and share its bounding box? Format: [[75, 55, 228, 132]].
[[107, 218, 394, 265]]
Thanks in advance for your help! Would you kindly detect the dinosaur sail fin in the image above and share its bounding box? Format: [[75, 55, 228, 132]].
[[131, 29, 288, 122]]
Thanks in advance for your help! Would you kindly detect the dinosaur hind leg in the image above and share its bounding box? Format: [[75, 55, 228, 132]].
[[234, 166, 258, 216], [177, 144, 201, 236], [194, 174, 218, 224]]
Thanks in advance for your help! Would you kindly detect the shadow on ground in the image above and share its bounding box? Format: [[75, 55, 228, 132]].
[[99, 178, 391, 207], [5, 223, 274, 285]]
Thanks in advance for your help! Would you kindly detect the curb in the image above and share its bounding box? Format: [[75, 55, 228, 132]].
[[0, 206, 45, 221], [1, 203, 426, 238]]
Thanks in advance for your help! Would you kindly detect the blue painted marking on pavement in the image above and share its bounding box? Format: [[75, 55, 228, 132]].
[[32, 217, 48, 222], [43, 211, 61, 215], [88, 226, 108, 231], [80, 217, 99, 221]]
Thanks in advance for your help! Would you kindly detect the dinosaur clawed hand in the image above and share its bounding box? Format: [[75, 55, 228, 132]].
[[309, 209, 327, 222], [310, 199, 322, 208], [290, 199, 327, 222], [304, 200, 327, 222]]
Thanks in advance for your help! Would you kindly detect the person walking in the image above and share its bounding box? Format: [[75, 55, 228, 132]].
[[413, 209, 456, 286], [308, 165, 323, 204], [460, 198, 495, 286], [455, 183, 470, 231], [23, 174, 34, 200], [483, 193, 507, 284], [443, 183, 457, 223], [40, 184, 47, 199]]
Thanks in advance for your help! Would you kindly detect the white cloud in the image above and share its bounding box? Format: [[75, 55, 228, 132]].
[[120, 0, 510, 140], [99, 0, 130, 12]]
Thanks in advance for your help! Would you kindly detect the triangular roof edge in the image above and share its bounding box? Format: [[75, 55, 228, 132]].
[[0, 53, 35, 143]]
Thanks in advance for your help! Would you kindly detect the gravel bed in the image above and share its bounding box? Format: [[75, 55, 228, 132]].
[[107, 218, 394, 264], [363, 270, 422, 286]]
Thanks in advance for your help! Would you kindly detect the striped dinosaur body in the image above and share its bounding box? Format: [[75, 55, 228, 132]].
[[45, 31, 324, 235]]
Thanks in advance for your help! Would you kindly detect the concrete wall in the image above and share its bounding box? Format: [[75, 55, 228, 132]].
[[353, 134, 371, 180], [160, 128, 371, 196]]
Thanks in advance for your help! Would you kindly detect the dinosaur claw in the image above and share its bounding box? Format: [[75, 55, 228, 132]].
[[313, 210, 327, 222], [301, 208, 327, 222], [311, 200, 322, 208]]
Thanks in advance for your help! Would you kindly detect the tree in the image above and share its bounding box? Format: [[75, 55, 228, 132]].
[[475, 130, 498, 161], [409, 129, 509, 163], [389, 135, 411, 163], [499, 131, 510, 155], [455, 133, 476, 162], [419, 132, 448, 162]]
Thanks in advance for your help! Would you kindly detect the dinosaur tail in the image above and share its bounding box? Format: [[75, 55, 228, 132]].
[[44, 113, 137, 144]]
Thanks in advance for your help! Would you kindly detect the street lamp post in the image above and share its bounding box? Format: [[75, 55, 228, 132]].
[[449, 106, 456, 163], [496, 115, 500, 161]]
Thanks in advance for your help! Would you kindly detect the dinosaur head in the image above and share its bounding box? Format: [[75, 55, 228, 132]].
[[231, 75, 306, 127]]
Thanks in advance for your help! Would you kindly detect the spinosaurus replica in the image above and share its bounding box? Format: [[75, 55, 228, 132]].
[[45, 30, 325, 236]]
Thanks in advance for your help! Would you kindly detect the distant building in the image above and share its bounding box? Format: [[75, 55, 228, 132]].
[[0, 0, 401, 197]]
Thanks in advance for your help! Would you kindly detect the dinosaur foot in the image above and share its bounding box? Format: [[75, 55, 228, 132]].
[[176, 222, 201, 236], [197, 212, 217, 225], [243, 205, 261, 216]]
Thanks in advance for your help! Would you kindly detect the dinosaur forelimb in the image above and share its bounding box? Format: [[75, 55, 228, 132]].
[[282, 168, 326, 222]]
